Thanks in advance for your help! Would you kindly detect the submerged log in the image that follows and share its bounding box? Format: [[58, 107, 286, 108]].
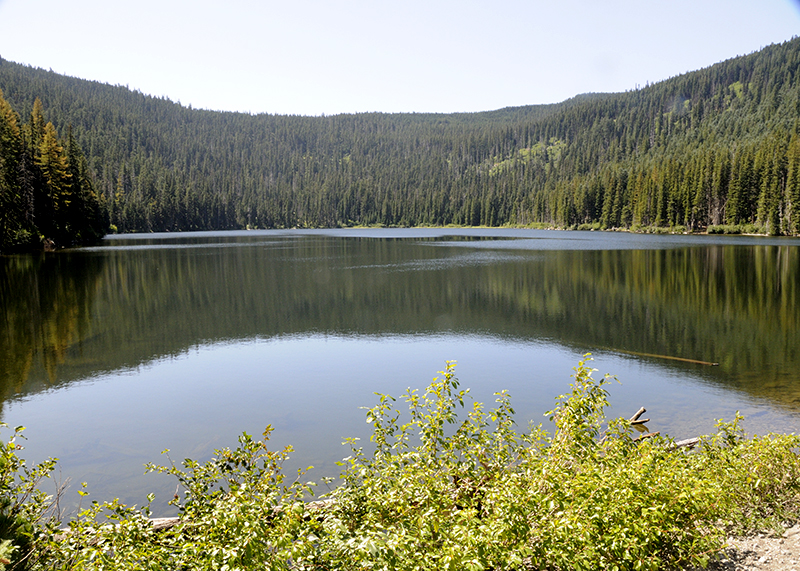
[[626, 408, 703, 450], [629, 407, 647, 422], [57, 498, 339, 540], [610, 348, 719, 366]]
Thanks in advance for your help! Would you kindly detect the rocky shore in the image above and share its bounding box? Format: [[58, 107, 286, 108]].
[[700, 525, 800, 571]]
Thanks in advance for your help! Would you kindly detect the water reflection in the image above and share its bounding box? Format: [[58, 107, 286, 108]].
[[1, 230, 799, 513], [2, 233, 800, 410], [0, 253, 106, 409]]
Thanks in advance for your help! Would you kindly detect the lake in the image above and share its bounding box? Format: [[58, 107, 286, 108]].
[[2, 228, 799, 516]]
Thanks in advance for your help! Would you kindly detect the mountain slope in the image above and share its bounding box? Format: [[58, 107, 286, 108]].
[[0, 38, 798, 234]]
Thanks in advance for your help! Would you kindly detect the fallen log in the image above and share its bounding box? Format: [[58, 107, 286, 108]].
[[670, 437, 702, 450], [626, 408, 703, 450], [613, 349, 719, 367], [629, 407, 647, 422], [56, 498, 338, 540], [150, 517, 180, 532]]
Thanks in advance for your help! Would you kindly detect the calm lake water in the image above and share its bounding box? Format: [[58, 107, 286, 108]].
[[2, 228, 800, 516]]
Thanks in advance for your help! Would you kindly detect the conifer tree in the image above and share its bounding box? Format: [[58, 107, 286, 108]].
[[786, 135, 800, 233], [36, 121, 72, 241], [0, 89, 21, 250], [0, 93, 107, 251]]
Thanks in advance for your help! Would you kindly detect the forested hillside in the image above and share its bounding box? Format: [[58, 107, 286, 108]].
[[0, 90, 106, 251], [1, 37, 799, 237]]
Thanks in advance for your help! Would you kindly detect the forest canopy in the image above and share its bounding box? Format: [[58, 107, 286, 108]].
[[1, 37, 799, 244], [0, 90, 106, 252]]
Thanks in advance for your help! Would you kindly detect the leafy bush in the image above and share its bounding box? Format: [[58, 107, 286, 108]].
[[706, 224, 768, 235], [47, 429, 316, 570], [315, 358, 725, 570], [0, 425, 61, 571], [8, 357, 800, 570]]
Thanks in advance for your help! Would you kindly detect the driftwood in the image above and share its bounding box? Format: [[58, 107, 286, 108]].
[[629, 407, 647, 422], [150, 517, 180, 532], [56, 498, 338, 540], [670, 436, 702, 450], [628, 408, 651, 433], [608, 348, 719, 367], [627, 406, 703, 449]]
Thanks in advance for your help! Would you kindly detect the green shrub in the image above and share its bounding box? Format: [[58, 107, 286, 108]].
[[316, 358, 726, 570], [629, 225, 686, 234], [49, 428, 317, 570], [706, 224, 768, 235], [9, 358, 800, 570], [0, 425, 61, 571]]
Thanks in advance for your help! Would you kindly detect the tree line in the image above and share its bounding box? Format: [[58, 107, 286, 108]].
[[0, 90, 106, 251], [1, 37, 799, 242]]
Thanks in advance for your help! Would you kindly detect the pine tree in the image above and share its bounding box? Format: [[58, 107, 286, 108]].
[[66, 125, 106, 242], [786, 135, 800, 233], [0, 88, 24, 250], [36, 121, 72, 242]]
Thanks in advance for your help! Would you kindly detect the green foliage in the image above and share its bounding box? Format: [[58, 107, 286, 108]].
[[313, 359, 725, 569], [0, 539, 18, 571], [7, 358, 800, 570], [0, 91, 106, 253], [706, 223, 766, 234], [695, 413, 800, 534], [0, 424, 60, 570], [530, 362, 722, 569], [48, 428, 318, 570], [3, 38, 800, 233], [322, 362, 532, 569]]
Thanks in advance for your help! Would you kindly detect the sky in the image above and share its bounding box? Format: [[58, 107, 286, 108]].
[[0, 0, 798, 116]]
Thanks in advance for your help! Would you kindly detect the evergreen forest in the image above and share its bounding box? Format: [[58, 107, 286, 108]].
[[0, 92, 106, 252], [1, 37, 800, 248]]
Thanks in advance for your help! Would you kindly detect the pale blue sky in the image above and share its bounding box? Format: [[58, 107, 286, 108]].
[[0, 0, 798, 116]]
